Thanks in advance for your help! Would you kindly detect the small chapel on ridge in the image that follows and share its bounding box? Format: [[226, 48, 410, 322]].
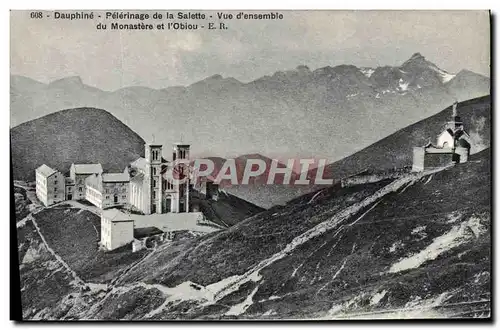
[[412, 101, 472, 172]]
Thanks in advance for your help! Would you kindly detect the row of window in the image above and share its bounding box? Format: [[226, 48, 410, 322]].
[[152, 149, 160, 161], [87, 188, 102, 199], [178, 149, 187, 159], [103, 195, 127, 200], [38, 190, 61, 200], [104, 187, 127, 194]]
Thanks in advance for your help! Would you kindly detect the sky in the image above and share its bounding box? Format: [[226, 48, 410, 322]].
[[10, 10, 490, 91]]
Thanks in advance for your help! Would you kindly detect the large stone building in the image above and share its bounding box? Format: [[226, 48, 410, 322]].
[[35, 142, 196, 214], [412, 101, 472, 172], [85, 172, 130, 209], [34, 142, 223, 252], [69, 163, 103, 200], [35, 164, 65, 206], [127, 143, 191, 215]]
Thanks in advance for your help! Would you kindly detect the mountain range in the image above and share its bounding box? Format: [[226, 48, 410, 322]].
[[10, 53, 489, 164]]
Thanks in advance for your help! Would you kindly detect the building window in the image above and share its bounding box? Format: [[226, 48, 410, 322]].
[[54, 180, 58, 185], [68, 187, 72, 191], [153, 180, 157, 188], [106, 195, 109, 199], [153, 191, 156, 199], [79, 187, 83, 192], [152, 167, 157, 175], [54, 195, 57, 198], [152, 150, 160, 161]]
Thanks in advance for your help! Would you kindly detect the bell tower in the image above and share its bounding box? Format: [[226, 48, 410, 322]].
[[172, 143, 190, 213], [448, 101, 464, 132], [145, 143, 163, 214]]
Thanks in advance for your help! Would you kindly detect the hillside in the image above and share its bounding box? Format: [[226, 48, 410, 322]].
[[192, 190, 264, 227], [200, 154, 306, 208], [17, 147, 491, 319], [10, 53, 490, 163], [309, 95, 491, 182], [10, 108, 145, 181]]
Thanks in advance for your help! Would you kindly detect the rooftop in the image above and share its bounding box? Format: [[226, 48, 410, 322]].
[[102, 208, 133, 222], [130, 157, 148, 173], [85, 174, 102, 191], [73, 163, 103, 175], [102, 172, 130, 183], [36, 164, 57, 177]]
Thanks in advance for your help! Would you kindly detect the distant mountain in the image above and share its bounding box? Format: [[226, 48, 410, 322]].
[[10, 53, 490, 164], [309, 95, 491, 182], [10, 107, 145, 181]]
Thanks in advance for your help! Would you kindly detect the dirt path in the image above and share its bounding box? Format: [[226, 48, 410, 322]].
[[29, 214, 86, 288]]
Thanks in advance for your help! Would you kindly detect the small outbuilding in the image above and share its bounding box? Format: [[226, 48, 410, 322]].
[[100, 209, 134, 251]]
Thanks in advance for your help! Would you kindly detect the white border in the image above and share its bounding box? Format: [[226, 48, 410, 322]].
[[2, 1, 497, 330]]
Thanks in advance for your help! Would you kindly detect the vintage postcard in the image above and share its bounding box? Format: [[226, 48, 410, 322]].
[[10, 10, 491, 320]]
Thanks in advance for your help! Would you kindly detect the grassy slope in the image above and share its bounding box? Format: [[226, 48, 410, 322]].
[[10, 107, 145, 181], [106, 148, 490, 319], [33, 206, 148, 283]]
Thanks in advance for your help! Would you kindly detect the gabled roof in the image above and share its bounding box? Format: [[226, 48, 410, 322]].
[[36, 164, 57, 177], [437, 129, 454, 139], [424, 142, 437, 148], [102, 172, 130, 183], [102, 209, 133, 222], [439, 128, 470, 140], [456, 130, 471, 140], [85, 173, 102, 191], [130, 172, 145, 182], [72, 163, 103, 175], [130, 157, 148, 172]]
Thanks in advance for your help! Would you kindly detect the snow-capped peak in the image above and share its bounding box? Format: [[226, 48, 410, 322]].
[[428, 64, 456, 83], [360, 67, 375, 78], [398, 78, 410, 92], [438, 70, 456, 83]]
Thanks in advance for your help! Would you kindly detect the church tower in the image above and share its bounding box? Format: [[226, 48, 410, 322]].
[[145, 143, 163, 214], [447, 101, 464, 133], [172, 143, 190, 213]]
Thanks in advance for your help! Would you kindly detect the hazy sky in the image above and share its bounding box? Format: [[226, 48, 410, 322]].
[[11, 10, 490, 91]]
